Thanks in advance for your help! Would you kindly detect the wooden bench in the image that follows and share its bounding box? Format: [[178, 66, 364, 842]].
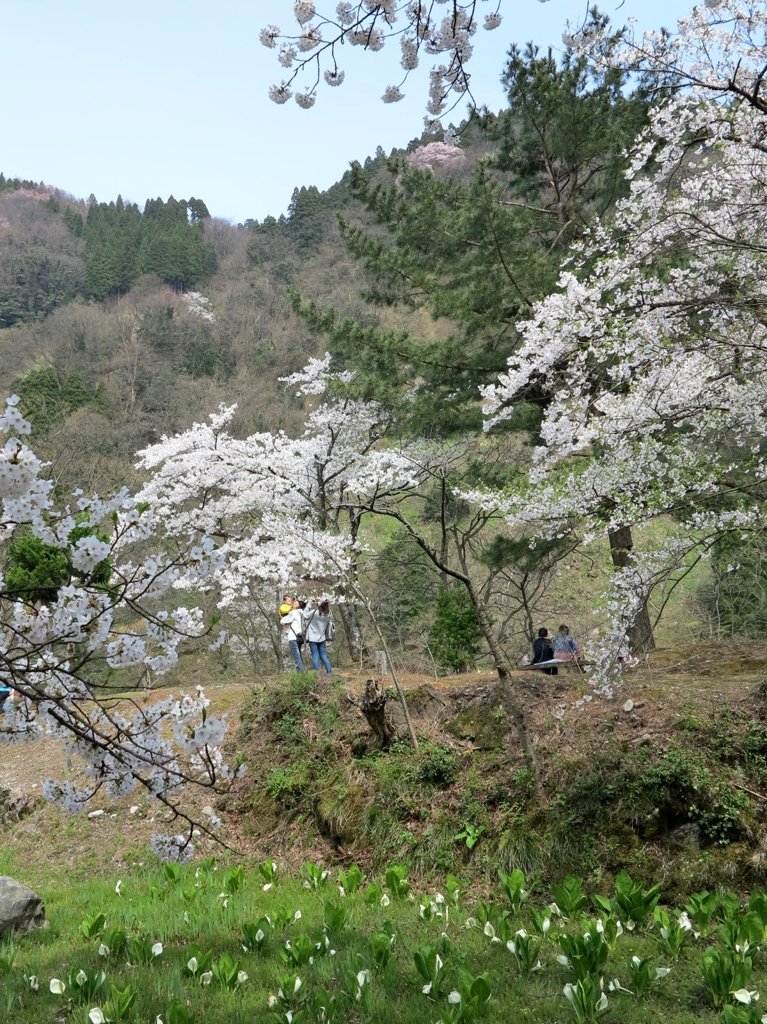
[[520, 658, 590, 672]]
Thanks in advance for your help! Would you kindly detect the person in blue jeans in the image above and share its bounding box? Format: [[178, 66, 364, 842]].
[[303, 599, 333, 674], [280, 598, 305, 671]]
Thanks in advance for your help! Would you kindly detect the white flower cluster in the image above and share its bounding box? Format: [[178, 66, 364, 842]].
[[278, 351, 353, 395], [269, 83, 293, 105], [260, 25, 280, 47], [294, 0, 316, 22], [71, 535, 111, 573], [0, 395, 31, 436], [182, 291, 215, 324], [382, 84, 404, 103], [262, 0, 505, 112], [150, 834, 195, 864], [279, 43, 298, 67], [298, 25, 323, 50]]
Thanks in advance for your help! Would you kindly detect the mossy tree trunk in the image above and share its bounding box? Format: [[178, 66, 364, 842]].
[[353, 678, 395, 750]]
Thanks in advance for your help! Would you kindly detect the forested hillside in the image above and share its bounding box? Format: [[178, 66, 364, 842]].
[[0, 119, 491, 501], [0, 156, 388, 494]]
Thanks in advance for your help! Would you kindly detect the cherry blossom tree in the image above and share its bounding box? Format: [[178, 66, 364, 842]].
[[261, 0, 506, 121], [477, 0, 767, 663], [134, 355, 425, 745], [134, 354, 416, 652], [134, 355, 551, 772], [0, 396, 237, 861], [405, 140, 466, 173]]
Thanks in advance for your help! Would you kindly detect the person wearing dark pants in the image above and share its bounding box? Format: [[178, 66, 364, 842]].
[[532, 627, 558, 675]]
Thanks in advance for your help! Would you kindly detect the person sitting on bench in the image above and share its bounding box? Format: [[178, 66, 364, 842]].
[[532, 628, 558, 675], [553, 624, 583, 662]]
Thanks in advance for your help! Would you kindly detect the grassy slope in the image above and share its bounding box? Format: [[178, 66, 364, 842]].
[[225, 651, 767, 899]]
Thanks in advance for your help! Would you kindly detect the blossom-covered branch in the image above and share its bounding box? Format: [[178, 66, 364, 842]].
[[0, 395, 239, 861], [261, 0, 506, 122]]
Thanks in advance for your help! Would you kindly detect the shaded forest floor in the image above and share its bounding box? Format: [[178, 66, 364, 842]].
[[3, 641, 767, 903]]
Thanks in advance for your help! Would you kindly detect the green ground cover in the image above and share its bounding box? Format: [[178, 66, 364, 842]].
[[0, 851, 764, 1024]]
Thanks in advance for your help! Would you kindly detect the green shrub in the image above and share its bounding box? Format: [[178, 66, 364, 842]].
[[416, 744, 459, 787], [429, 585, 483, 673]]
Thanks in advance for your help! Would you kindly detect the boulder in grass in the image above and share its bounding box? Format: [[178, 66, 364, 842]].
[[0, 876, 46, 936]]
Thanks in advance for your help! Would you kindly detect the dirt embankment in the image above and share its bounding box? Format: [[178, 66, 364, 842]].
[[3, 644, 767, 896]]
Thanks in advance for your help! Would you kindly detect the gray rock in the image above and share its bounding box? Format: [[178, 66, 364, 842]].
[[668, 822, 701, 850], [0, 876, 46, 937]]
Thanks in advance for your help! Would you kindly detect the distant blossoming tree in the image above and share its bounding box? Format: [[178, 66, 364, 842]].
[[405, 142, 466, 174]]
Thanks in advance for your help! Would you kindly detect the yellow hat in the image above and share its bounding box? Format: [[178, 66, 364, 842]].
[[279, 603, 293, 617]]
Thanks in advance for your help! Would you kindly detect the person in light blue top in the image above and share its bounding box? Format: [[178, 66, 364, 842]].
[[303, 599, 333, 675], [553, 624, 581, 661]]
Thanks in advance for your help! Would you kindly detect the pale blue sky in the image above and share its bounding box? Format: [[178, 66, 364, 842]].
[[3, 0, 694, 222]]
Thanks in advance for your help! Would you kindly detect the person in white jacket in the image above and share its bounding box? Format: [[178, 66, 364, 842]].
[[280, 597, 305, 671], [302, 599, 333, 674]]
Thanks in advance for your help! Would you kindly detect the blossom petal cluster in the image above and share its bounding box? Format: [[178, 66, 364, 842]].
[[260, 0, 510, 118]]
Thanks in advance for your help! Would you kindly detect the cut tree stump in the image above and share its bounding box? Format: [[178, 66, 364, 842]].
[[349, 678, 395, 751]]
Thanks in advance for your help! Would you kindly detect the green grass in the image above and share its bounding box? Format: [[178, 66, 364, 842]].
[[0, 851, 761, 1024]]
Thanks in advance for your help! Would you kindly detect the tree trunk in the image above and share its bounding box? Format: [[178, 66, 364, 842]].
[[267, 588, 283, 673], [465, 580, 543, 800], [353, 678, 395, 751], [338, 602, 363, 663], [608, 526, 656, 654]]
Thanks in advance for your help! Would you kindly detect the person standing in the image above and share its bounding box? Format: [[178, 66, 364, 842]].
[[280, 598, 305, 672], [303, 599, 333, 675]]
